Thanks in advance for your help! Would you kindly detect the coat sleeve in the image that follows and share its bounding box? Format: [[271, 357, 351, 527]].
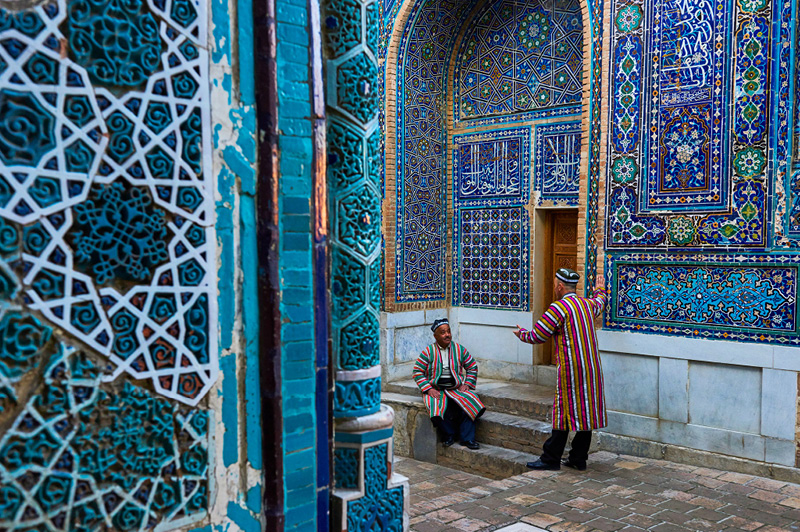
[[518, 303, 564, 344], [412, 349, 434, 393], [589, 288, 607, 318], [460, 346, 478, 389]]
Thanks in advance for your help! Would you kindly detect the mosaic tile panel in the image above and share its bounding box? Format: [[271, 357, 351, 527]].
[[453, 0, 583, 126], [605, 254, 800, 343], [533, 121, 580, 205], [453, 206, 529, 310], [452, 127, 530, 205], [395, 0, 476, 302], [395, 0, 585, 301], [0, 294, 209, 529], [346, 444, 404, 532], [395, 0, 602, 299], [641, 0, 731, 211], [605, 0, 774, 249], [0, 0, 216, 406]]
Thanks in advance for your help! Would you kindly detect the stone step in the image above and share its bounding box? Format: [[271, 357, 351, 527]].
[[476, 411, 551, 453], [382, 392, 551, 453], [384, 378, 554, 423], [438, 442, 538, 480]]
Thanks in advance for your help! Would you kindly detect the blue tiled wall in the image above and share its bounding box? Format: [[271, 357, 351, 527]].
[[277, 2, 320, 530]]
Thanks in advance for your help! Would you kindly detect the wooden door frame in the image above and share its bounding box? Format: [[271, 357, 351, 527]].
[[534, 208, 579, 365]]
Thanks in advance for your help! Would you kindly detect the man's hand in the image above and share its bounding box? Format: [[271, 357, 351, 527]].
[[595, 278, 606, 292], [427, 389, 441, 399], [513, 325, 523, 339], [457, 384, 469, 392]]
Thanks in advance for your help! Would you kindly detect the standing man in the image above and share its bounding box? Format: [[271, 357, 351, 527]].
[[412, 318, 485, 450], [514, 268, 607, 471]]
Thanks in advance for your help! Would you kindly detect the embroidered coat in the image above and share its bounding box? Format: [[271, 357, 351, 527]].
[[412, 342, 486, 421], [518, 289, 607, 431]]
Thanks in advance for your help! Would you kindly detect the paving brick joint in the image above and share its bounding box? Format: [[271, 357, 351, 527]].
[[398, 451, 800, 532]]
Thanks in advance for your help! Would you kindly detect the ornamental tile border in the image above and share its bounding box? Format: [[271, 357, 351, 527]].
[[605, 252, 800, 345]]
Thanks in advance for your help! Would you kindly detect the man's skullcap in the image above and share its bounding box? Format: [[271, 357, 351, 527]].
[[555, 268, 580, 284], [431, 318, 449, 332]]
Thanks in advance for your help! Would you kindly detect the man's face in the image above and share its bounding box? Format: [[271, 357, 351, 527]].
[[434, 324, 452, 348]]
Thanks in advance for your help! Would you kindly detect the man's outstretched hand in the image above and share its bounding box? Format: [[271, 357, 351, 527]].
[[513, 325, 523, 339], [427, 389, 441, 399]]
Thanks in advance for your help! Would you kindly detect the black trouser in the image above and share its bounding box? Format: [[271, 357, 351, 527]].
[[432, 402, 476, 443], [540, 430, 592, 465]]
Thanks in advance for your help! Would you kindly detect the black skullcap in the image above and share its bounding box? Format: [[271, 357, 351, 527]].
[[431, 318, 449, 332], [555, 268, 580, 284]]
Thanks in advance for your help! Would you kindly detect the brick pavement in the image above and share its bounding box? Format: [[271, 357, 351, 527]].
[[396, 452, 800, 532]]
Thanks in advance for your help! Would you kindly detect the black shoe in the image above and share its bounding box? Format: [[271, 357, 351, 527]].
[[461, 440, 480, 450], [442, 437, 455, 447], [526, 459, 560, 470], [561, 459, 587, 471]]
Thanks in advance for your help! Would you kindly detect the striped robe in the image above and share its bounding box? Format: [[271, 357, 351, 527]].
[[412, 342, 486, 421], [518, 289, 607, 431]]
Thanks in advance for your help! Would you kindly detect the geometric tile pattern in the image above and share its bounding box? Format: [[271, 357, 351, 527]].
[[453, 206, 529, 310], [346, 443, 404, 532], [0, 0, 216, 405], [0, 342, 210, 531], [605, 0, 774, 249], [333, 0, 405, 527], [453, 127, 530, 205], [325, 0, 383, 421], [454, 0, 583, 126], [395, 0, 479, 302], [606, 253, 800, 344], [533, 121, 580, 205]]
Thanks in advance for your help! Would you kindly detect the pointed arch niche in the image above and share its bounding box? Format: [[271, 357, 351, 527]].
[[380, 0, 608, 374]]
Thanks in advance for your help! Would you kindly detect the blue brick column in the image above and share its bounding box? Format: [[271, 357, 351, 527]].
[[322, 0, 408, 528], [274, 2, 320, 529]]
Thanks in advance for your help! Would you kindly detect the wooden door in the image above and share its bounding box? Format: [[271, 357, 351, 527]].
[[542, 211, 578, 364]]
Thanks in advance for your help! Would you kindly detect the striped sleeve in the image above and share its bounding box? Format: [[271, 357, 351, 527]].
[[412, 348, 434, 393], [460, 346, 478, 389], [518, 303, 564, 344], [588, 288, 607, 318]]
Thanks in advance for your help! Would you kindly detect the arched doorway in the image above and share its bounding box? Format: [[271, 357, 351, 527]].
[[381, 0, 603, 373]]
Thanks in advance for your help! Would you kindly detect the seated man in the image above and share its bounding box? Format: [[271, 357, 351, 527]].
[[412, 318, 485, 450]]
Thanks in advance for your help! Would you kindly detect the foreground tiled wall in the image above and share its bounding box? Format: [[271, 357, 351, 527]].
[[0, 0, 270, 528]]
